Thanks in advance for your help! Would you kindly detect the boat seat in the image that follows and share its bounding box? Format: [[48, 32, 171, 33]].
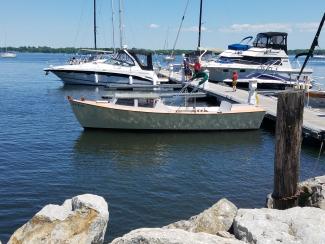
[[219, 101, 232, 112]]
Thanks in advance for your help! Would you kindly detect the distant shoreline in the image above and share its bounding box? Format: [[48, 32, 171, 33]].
[[0, 47, 195, 55], [1, 46, 324, 55]]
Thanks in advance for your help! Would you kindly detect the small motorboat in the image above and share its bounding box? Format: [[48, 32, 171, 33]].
[[306, 89, 325, 108], [1, 52, 16, 58], [68, 91, 265, 130], [164, 55, 175, 62]]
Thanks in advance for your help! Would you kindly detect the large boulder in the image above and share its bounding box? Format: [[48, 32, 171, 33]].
[[8, 194, 109, 244], [234, 207, 325, 244], [164, 198, 237, 234], [110, 228, 245, 244]]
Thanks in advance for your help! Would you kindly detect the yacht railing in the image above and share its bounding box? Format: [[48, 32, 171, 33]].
[[258, 59, 281, 73]]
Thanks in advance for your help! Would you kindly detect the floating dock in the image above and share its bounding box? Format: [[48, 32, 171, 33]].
[[159, 69, 325, 142]]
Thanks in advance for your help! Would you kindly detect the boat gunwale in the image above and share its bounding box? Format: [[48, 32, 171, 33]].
[[70, 99, 266, 115]]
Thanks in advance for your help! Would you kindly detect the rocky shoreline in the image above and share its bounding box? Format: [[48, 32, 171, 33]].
[[4, 175, 325, 244]]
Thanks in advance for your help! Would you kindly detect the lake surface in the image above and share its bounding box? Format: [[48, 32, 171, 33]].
[[0, 53, 324, 242]]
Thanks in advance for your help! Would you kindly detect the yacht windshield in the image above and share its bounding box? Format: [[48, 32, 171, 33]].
[[110, 51, 135, 66], [253, 32, 287, 53]]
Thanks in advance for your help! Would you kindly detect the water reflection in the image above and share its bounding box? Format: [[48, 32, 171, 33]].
[[74, 129, 264, 166]]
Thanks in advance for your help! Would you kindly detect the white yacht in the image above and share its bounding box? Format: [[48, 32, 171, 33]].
[[202, 32, 313, 89], [44, 49, 159, 86]]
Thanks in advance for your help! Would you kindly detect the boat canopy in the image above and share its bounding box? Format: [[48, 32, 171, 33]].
[[253, 32, 288, 53], [228, 36, 253, 51], [110, 49, 153, 70], [128, 49, 153, 71]]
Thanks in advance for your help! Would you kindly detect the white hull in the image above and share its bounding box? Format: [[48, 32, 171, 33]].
[[1, 52, 16, 58], [222, 78, 311, 90], [164, 56, 175, 62], [69, 99, 265, 130], [45, 62, 156, 86], [50, 70, 153, 86], [205, 63, 312, 82], [203, 63, 312, 89]]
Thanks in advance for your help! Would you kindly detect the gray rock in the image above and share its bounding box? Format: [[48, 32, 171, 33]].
[[299, 175, 325, 209], [216, 230, 236, 239], [234, 207, 325, 244], [110, 228, 245, 244], [165, 198, 237, 234], [8, 194, 109, 244], [266, 175, 325, 209]]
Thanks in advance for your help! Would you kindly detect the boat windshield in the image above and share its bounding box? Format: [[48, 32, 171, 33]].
[[253, 32, 287, 53], [128, 50, 154, 70], [110, 51, 135, 66]]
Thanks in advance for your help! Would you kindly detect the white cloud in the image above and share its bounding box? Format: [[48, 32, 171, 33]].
[[295, 22, 319, 32], [148, 24, 160, 29], [219, 23, 292, 33], [218, 22, 321, 34], [182, 26, 210, 32]]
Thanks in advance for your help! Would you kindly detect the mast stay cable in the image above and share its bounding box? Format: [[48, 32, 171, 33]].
[[170, 0, 190, 58]]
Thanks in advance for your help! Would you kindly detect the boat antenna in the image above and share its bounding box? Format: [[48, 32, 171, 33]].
[[170, 0, 190, 57], [111, 0, 116, 52], [297, 12, 325, 80], [94, 0, 97, 49], [198, 0, 203, 49], [119, 0, 124, 49]]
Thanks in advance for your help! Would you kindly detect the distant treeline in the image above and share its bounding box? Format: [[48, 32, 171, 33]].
[[2, 46, 325, 55], [1, 46, 195, 55], [287, 49, 325, 55]]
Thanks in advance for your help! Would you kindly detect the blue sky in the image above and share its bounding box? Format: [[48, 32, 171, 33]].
[[0, 0, 324, 50]]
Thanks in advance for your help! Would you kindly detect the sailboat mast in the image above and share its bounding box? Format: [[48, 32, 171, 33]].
[[111, 0, 116, 52], [119, 0, 124, 49], [197, 0, 203, 49], [94, 0, 97, 49]]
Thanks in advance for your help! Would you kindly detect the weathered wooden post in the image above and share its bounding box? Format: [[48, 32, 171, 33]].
[[272, 90, 304, 209]]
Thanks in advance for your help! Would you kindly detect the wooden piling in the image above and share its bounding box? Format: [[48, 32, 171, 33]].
[[272, 91, 304, 209]]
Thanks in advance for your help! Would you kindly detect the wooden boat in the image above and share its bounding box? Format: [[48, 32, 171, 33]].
[[306, 90, 325, 108], [68, 92, 265, 130], [308, 90, 325, 98]]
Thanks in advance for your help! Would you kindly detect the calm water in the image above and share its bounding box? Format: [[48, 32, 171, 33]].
[[0, 53, 324, 242]]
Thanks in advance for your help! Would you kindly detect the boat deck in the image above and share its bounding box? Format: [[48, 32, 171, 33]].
[[159, 69, 325, 141]]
